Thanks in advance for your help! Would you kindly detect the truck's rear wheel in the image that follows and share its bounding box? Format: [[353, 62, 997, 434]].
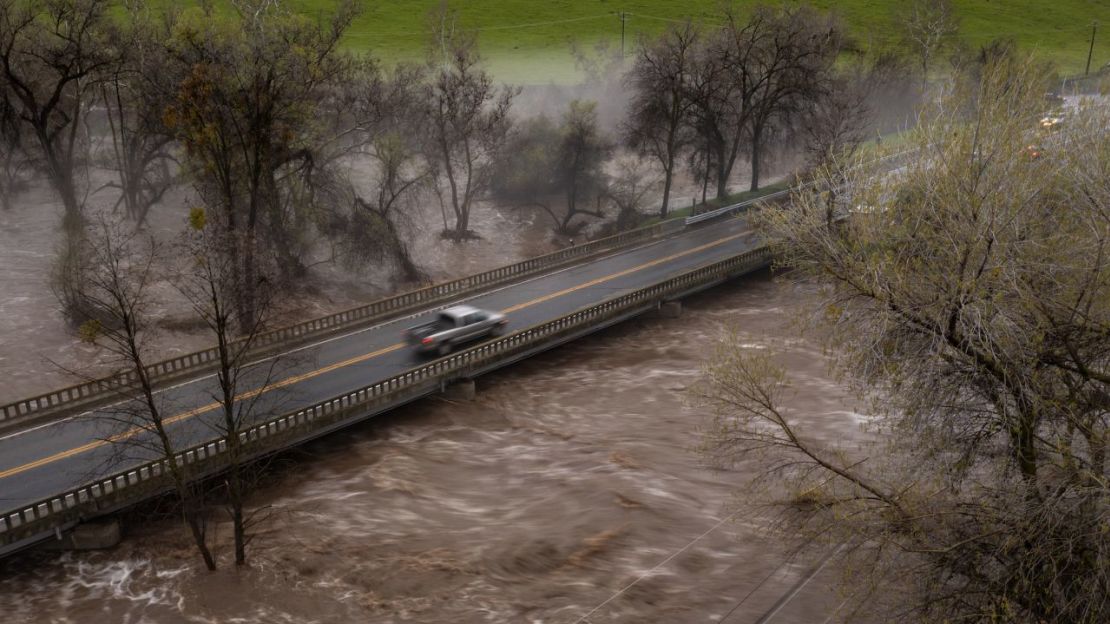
[[438, 342, 452, 357]]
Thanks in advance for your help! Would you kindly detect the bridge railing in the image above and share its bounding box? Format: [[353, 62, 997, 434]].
[[683, 148, 918, 227], [0, 244, 772, 547], [685, 189, 793, 226], [0, 218, 684, 430]]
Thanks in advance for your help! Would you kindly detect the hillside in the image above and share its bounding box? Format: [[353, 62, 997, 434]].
[[268, 0, 1110, 83]]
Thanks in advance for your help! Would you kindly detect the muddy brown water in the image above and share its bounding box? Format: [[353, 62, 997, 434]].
[[0, 270, 871, 623]]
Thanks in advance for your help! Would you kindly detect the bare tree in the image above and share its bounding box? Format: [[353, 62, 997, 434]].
[[624, 21, 698, 218], [685, 27, 748, 201], [896, 0, 959, 90], [97, 1, 177, 226], [0, 82, 31, 210], [420, 1, 515, 239], [0, 0, 118, 233], [569, 38, 625, 88], [552, 100, 610, 234], [737, 5, 845, 191], [174, 216, 287, 567], [72, 220, 216, 570], [700, 55, 1110, 622], [335, 61, 430, 283]]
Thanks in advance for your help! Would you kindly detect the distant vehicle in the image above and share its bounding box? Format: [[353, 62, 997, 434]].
[[405, 305, 508, 356], [1021, 144, 1044, 160], [1039, 114, 1066, 130]]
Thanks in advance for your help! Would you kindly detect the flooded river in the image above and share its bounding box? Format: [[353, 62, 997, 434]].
[[0, 270, 865, 623]]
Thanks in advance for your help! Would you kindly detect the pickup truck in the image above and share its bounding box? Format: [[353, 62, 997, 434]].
[[405, 305, 508, 356]]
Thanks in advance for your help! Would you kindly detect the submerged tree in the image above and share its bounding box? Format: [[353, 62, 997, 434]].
[[0, 0, 119, 234], [163, 0, 358, 327], [336, 61, 429, 283], [72, 220, 216, 570], [420, 2, 514, 239], [0, 81, 31, 211], [350, 130, 428, 282], [699, 55, 1110, 622], [490, 102, 610, 236], [552, 100, 610, 234], [174, 212, 288, 567], [98, 1, 177, 226]]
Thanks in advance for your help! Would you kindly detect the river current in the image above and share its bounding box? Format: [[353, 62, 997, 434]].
[[0, 270, 868, 623]]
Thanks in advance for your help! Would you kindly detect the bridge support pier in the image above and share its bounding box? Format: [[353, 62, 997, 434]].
[[660, 301, 683, 319], [443, 378, 476, 401], [41, 518, 121, 551]]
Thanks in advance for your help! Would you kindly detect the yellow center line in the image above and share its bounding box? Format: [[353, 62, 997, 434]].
[[0, 343, 406, 480], [0, 228, 749, 481]]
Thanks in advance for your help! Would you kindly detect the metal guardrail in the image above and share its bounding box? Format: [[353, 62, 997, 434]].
[[0, 218, 684, 430], [682, 148, 920, 228], [1060, 73, 1106, 95], [0, 243, 772, 549], [685, 189, 792, 226]]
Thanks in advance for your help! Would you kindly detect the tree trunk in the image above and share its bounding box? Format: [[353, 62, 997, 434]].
[[750, 137, 762, 192], [238, 227, 258, 329], [185, 506, 217, 571], [660, 158, 673, 219], [228, 464, 246, 566], [715, 141, 730, 200], [384, 216, 423, 282], [455, 201, 469, 237], [55, 167, 83, 235]]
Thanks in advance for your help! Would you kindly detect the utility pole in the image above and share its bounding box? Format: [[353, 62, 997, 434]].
[[1086, 21, 1098, 76], [619, 11, 628, 58]]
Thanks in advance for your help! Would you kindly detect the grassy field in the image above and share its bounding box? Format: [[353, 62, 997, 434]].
[[194, 1, 1110, 83]]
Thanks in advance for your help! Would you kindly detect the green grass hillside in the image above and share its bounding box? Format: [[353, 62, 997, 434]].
[[199, 1, 1110, 83]]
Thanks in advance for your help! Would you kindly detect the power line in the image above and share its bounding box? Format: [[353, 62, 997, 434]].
[[569, 507, 745, 624], [751, 545, 844, 624], [716, 554, 794, 622], [344, 13, 613, 38], [626, 12, 723, 26]]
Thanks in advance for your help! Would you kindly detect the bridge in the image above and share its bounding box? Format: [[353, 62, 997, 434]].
[[0, 199, 777, 559]]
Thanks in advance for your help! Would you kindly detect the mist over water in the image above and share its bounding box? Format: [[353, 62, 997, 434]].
[[0, 271, 868, 623]]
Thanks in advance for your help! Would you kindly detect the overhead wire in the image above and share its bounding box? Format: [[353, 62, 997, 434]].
[[569, 507, 746, 624], [344, 13, 614, 38]]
